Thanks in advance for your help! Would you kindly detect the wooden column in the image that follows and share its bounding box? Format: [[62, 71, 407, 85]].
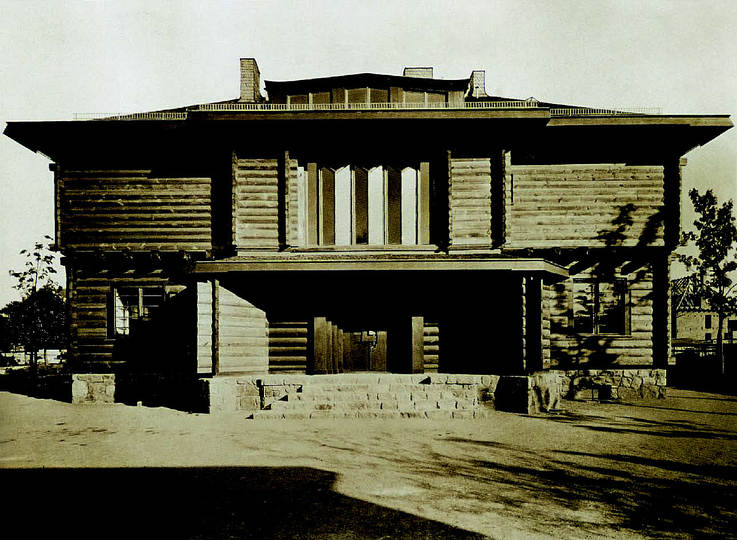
[[652, 252, 671, 368], [338, 328, 345, 373], [524, 276, 543, 373], [411, 316, 425, 374], [311, 317, 328, 374], [333, 325, 343, 373], [212, 279, 220, 375], [326, 320, 334, 373], [418, 162, 430, 245]]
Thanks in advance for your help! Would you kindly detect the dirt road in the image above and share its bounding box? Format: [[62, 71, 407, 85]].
[[1, 389, 735, 539]]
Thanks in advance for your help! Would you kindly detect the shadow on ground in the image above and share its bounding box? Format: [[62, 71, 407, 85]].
[[420, 433, 737, 538], [0, 466, 485, 539], [536, 406, 737, 441]]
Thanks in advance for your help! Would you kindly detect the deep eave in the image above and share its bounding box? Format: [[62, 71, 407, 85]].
[[193, 255, 570, 278], [3, 112, 732, 164]]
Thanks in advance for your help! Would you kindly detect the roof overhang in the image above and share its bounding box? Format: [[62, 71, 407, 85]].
[[4, 112, 732, 164], [193, 255, 569, 279]]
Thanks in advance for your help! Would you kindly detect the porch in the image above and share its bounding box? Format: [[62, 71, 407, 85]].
[[193, 256, 568, 378]]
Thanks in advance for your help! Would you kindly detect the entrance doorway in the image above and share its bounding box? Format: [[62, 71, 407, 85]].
[[343, 330, 387, 372]]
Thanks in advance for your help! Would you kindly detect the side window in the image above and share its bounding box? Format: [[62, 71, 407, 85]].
[[572, 278, 629, 335], [109, 286, 165, 337]]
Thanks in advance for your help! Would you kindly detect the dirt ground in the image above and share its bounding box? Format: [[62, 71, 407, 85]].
[[1, 388, 736, 539]]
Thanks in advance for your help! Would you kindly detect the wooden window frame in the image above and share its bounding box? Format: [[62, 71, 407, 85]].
[[107, 285, 165, 338], [571, 277, 630, 336], [306, 163, 430, 248]]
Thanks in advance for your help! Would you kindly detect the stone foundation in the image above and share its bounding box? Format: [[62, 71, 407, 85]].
[[71, 374, 116, 404], [551, 369, 667, 400], [204, 373, 558, 417], [22, 368, 664, 414]]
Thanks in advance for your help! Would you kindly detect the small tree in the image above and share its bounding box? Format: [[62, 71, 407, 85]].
[[678, 189, 737, 375], [3, 236, 66, 373]]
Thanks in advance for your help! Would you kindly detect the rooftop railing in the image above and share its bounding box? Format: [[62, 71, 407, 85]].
[[73, 102, 662, 120], [194, 100, 541, 111], [73, 112, 188, 120], [550, 106, 662, 116]]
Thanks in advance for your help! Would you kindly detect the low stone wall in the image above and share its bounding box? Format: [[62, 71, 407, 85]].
[[71, 374, 116, 404], [551, 369, 667, 400], [0, 370, 72, 402]]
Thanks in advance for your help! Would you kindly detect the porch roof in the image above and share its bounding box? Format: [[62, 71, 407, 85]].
[[193, 253, 569, 278]]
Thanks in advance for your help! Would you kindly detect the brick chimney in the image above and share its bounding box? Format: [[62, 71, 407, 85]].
[[403, 67, 434, 79], [469, 70, 487, 98], [239, 58, 261, 102]]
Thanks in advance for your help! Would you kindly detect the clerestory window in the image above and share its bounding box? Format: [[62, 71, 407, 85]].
[[297, 162, 430, 247]]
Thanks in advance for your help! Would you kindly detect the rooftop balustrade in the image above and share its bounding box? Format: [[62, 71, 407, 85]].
[[73, 101, 662, 120]]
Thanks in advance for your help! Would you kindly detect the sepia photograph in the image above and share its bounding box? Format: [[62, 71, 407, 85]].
[[1, 1, 736, 538]]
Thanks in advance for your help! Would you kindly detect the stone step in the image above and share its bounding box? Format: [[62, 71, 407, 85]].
[[288, 390, 477, 402], [268, 397, 477, 412], [249, 409, 490, 420], [295, 384, 479, 397]]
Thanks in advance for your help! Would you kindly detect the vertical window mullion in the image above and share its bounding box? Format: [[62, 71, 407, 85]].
[[386, 166, 402, 244], [320, 167, 336, 245], [354, 167, 369, 244]]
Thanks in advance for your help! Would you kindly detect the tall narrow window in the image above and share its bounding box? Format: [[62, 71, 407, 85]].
[[297, 166, 307, 245], [367, 166, 385, 244], [334, 166, 352, 245], [303, 162, 428, 247], [354, 167, 369, 244], [401, 167, 418, 244]]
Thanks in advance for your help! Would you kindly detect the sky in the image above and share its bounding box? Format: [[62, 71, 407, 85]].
[[1, 0, 736, 306]]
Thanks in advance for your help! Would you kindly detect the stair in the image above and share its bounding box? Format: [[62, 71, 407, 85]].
[[249, 374, 491, 419]]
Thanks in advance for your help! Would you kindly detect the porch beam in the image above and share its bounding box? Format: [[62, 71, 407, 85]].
[[194, 257, 569, 277]]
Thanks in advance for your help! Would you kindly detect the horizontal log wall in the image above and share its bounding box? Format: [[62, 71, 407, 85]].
[[196, 282, 214, 374], [59, 170, 212, 251], [68, 269, 169, 369], [216, 284, 268, 374], [542, 285, 552, 369], [506, 164, 665, 248], [548, 262, 655, 367], [450, 158, 492, 248], [423, 321, 440, 373], [234, 157, 280, 251], [269, 321, 309, 373]]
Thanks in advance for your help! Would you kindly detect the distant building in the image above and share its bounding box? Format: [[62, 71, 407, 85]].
[[671, 275, 737, 345]]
